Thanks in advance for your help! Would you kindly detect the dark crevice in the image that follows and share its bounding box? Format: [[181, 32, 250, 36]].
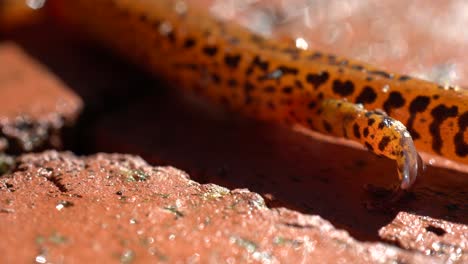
[[425, 225, 446, 236]]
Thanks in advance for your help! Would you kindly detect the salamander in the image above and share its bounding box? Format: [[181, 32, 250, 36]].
[[46, 0, 468, 190]]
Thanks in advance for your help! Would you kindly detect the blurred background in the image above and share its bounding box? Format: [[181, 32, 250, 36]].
[[202, 0, 468, 86]]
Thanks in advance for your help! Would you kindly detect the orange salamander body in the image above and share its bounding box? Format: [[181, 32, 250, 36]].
[[47, 0, 468, 190]]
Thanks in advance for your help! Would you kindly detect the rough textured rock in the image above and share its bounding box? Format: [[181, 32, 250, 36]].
[[3, 21, 159, 155], [0, 1, 465, 262], [93, 91, 468, 242], [0, 151, 442, 263], [380, 212, 467, 263], [0, 43, 82, 154]]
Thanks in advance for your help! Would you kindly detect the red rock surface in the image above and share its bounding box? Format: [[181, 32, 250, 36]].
[[0, 0, 466, 263], [92, 90, 468, 243], [380, 212, 467, 263], [0, 151, 441, 263], [0, 43, 82, 153]]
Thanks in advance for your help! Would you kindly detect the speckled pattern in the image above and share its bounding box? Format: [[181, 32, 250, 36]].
[[48, 0, 468, 189], [0, 151, 442, 263], [380, 212, 467, 263]]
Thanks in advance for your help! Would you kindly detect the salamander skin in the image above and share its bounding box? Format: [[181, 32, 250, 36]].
[[48, 0, 468, 189]]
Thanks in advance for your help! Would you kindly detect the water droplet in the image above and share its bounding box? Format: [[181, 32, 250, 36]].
[[295, 37, 309, 50], [120, 249, 135, 264], [26, 0, 46, 10], [382, 84, 390, 93], [56, 200, 74, 211], [35, 255, 47, 263], [159, 22, 173, 36]]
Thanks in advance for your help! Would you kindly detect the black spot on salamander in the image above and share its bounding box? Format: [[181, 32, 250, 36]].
[[368, 70, 393, 79], [184, 38, 196, 48], [306, 52, 323, 60], [454, 111, 468, 157], [378, 136, 391, 151], [227, 79, 238, 88], [351, 64, 365, 71], [432, 94, 440, 100], [253, 56, 269, 71], [246, 56, 269, 75], [282, 86, 293, 94], [202, 46, 218, 56], [398, 75, 411, 81], [224, 54, 242, 69], [368, 118, 375, 126], [407, 96, 431, 140], [383, 91, 405, 114], [430, 104, 458, 154], [364, 142, 373, 151], [295, 80, 303, 89], [355, 86, 377, 104], [306, 72, 330, 89], [318, 92, 324, 100], [278, 66, 299, 75], [363, 127, 369, 138], [263, 86, 276, 93], [332, 80, 355, 96], [308, 101, 316, 109], [323, 121, 332, 133], [353, 123, 361, 139]]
